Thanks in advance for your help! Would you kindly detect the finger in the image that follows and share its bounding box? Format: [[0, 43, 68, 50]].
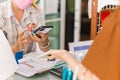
[[26, 23, 36, 33], [38, 33, 49, 41], [19, 29, 24, 37], [47, 50, 56, 55], [30, 32, 40, 41], [20, 34, 27, 41], [27, 37, 32, 42], [36, 34, 41, 38], [21, 40, 27, 44], [47, 56, 56, 61], [21, 40, 28, 48], [38, 32, 44, 38], [18, 30, 26, 41], [44, 33, 49, 38], [26, 39, 32, 43]]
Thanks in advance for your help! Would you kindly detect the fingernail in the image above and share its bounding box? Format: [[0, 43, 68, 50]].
[[32, 32, 35, 35]]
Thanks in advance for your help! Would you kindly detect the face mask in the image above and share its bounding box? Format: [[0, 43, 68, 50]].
[[14, 0, 34, 10]]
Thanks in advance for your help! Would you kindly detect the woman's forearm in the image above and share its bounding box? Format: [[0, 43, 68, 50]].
[[84, 69, 100, 80], [64, 54, 86, 79], [64, 54, 99, 80]]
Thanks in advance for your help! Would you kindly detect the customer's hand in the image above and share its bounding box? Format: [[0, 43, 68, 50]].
[[47, 50, 73, 62]]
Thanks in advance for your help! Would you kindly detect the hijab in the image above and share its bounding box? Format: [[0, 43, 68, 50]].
[[82, 7, 120, 80]]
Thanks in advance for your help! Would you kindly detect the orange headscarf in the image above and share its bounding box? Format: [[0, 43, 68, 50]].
[[82, 7, 120, 80]]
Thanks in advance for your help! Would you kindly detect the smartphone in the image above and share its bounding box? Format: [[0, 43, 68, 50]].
[[32, 26, 53, 38], [33, 26, 53, 34]]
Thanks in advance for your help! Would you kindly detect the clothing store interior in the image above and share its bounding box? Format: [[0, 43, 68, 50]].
[[0, 0, 120, 80]]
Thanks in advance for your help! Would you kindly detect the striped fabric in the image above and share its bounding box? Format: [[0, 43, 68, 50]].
[[0, 0, 44, 54]]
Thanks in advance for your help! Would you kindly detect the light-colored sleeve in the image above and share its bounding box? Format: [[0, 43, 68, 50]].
[[0, 16, 4, 30], [36, 9, 45, 28], [0, 2, 7, 30]]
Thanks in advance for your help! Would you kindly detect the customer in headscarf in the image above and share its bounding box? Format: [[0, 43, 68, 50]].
[[48, 7, 120, 80]]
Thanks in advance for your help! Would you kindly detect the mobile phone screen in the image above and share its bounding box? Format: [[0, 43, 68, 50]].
[[33, 26, 53, 34]]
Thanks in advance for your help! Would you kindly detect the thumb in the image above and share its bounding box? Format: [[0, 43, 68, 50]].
[[19, 29, 24, 37]]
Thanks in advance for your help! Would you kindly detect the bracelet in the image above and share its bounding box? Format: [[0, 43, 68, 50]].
[[40, 42, 50, 48]]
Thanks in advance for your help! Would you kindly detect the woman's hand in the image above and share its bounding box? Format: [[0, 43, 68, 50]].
[[23, 23, 50, 52], [30, 32, 49, 46], [30, 32, 50, 52], [47, 50, 74, 62], [26, 23, 49, 46], [12, 29, 28, 53]]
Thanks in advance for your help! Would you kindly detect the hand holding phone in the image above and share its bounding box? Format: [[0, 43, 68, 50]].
[[24, 26, 53, 38]]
